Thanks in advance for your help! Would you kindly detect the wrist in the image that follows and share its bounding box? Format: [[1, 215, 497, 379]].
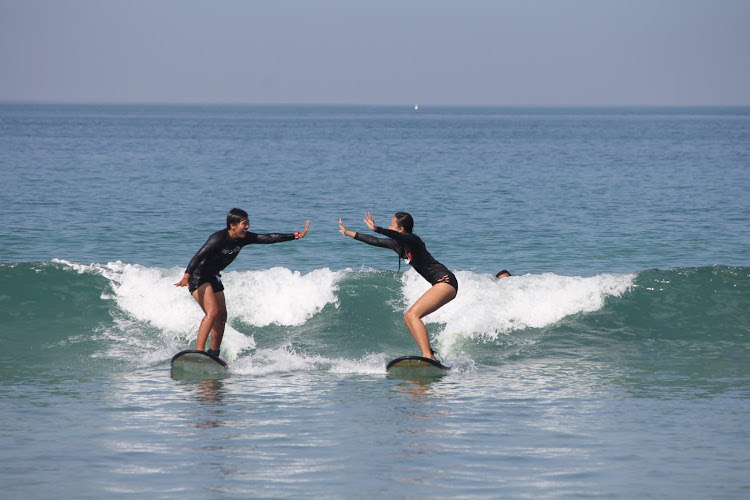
[[294, 231, 300, 239]]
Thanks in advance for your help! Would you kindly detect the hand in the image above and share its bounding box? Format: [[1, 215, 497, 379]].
[[297, 220, 310, 239], [364, 212, 376, 231], [338, 218, 351, 237], [174, 275, 189, 287]]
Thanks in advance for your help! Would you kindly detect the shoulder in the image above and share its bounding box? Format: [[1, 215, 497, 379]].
[[209, 229, 228, 241], [203, 229, 229, 247], [404, 233, 425, 249], [396, 230, 422, 244]]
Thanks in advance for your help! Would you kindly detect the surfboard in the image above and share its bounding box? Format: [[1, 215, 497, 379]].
[[386, 355, 452, 378], [170, 350, 228, 379]]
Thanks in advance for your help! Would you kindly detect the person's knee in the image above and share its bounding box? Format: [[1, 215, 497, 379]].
[[204, 306, 226, 323], [217, 309, 228, 323], [404, 310, 419, 325]]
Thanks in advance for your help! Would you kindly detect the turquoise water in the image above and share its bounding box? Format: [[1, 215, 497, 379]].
[[1, 104, 749, 498]]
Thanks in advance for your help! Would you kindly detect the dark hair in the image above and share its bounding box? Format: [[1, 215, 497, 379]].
[[393, 212, 414, 234], [496, 270, 511, 278], [227, 208, 249, 228]]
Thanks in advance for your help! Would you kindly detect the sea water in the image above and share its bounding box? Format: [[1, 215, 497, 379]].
[[1, 104, 749, 498]]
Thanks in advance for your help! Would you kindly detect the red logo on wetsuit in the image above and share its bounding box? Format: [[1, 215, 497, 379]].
[[405, 252, 412, 264]]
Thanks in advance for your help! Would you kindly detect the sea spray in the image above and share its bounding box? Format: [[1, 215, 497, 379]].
[[226, 266, 344, 327], [400, 269, 636, 354], [230, 347, 385, 376], [69, 261, 345, 363]]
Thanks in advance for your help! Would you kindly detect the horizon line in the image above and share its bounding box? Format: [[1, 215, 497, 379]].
[[2, 99, 750, 109]]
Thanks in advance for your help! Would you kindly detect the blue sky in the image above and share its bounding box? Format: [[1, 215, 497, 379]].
[[1, 0, 749, 105]]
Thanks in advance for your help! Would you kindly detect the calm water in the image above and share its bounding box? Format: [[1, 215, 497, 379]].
[[1, 104, 749, 498]]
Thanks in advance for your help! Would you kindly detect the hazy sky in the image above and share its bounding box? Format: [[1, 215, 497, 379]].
[[1, 0, 749, 106]]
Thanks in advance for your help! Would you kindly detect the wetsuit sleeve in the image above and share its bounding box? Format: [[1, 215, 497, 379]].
[[353, 232, 401, 253], [185, 232, 223, 275], [243, 232, 296, 244], [374, 226, 411, 243]]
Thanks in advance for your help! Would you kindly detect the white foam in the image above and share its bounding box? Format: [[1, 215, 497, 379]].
[[56, 260, 343, 364], [400, 269, 635, 351], [229, 347, 386, 376], [226, 267, 342, 327]]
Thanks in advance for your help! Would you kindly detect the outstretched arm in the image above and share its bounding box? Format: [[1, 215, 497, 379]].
[[251, 220, 310, 244], [373, 226, 409, 242], [339, 213, 378, 237], [339, 218, 400, 252]]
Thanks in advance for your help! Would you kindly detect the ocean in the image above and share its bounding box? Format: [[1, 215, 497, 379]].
[[1, 103, 748, 498]]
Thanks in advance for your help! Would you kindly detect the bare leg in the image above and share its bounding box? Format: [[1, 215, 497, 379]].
[[403, 282, 457, 360], [192, 284, 228, 351], [209, 292, 227, 351]]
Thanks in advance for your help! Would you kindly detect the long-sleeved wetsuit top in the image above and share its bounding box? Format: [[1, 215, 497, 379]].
[[354, 226, 456, 288], [186, 229, 295, 279]]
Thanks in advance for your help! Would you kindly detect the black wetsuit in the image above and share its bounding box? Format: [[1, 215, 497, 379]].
[[354, 227, 458, 291], [185, 229, 296, 293]]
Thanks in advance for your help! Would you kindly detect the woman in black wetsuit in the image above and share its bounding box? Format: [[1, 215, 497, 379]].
[[175, 208, 309, 357], [338, 212, 457, 361]]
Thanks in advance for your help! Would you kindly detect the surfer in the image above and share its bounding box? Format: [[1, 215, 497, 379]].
[[496, 270, 511, 279], [175, 208, 310, 357], [338, 212, 457, 361]]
